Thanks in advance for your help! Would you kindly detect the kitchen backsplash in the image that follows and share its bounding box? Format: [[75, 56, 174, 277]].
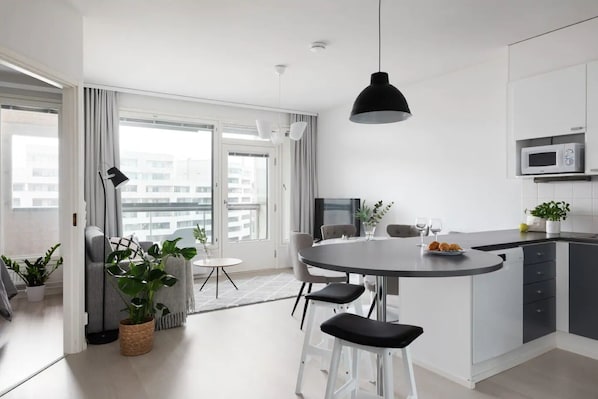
[[521, 178, 598, 233]]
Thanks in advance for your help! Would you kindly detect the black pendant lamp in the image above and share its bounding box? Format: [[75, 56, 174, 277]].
[[350, 0, 411, 124]]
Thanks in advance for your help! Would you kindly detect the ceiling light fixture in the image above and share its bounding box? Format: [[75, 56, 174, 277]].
[[310, 41, 327, 53], [256, 65, 307, 144], [349, 0, 411, 124]]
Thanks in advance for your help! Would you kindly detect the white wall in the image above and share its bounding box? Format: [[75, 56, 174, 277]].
[[318, 49, 522, 235], [0, 0, 83, 82], [511, 18, 598, 233]]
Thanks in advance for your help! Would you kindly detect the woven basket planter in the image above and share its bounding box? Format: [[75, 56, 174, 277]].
[[119, 317, 155, 356]]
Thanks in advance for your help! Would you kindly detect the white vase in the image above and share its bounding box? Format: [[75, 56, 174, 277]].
[[26, 285, 45, 302], [546, 220, 561, 234]]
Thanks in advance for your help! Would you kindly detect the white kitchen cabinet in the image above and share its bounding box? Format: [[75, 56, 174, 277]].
[[472, 247, 523, 363], [510, 64, 586, 140], [586, 61, 598, 173]]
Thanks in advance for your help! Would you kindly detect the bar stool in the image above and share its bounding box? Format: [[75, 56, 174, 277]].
[[295, 283, 366, 395], [320, 312, 424, 399]]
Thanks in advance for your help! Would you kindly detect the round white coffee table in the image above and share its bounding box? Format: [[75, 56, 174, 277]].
[[193, 257, 242, 298]]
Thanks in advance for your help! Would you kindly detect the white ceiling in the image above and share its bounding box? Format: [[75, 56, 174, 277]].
[[71, 0, 598, 114]]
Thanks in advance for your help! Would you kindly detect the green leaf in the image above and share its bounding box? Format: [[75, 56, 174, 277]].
[[118, 275, 146, 296], [180, 247, 197, 260]]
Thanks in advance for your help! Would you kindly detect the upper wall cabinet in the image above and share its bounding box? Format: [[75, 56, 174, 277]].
[[510, 64, 586, 140], [586, 61, 598, 174]]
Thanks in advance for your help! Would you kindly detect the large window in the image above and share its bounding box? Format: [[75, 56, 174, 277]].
[[0, 105, 60, 257], [119, 118, 214, 242]]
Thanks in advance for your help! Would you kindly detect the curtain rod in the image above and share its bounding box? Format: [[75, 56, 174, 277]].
[[84, 82, 318, 117]]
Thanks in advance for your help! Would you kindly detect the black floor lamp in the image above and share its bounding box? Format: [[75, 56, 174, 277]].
[[87, 166, 129, 345]]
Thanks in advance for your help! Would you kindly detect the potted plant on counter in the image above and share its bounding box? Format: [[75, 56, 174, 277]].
[[106, 238, 196, 356], [355, 200, 394, 240], [526, 201, 570, 234], [1, 243, 63, 302]]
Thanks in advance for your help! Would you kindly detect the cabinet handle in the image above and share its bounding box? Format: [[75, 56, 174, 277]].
[[536, 290, 543, 294], [536, 309, 543, 313], [536, 252, 543, 257], [536, 271, 544, 275], [570, 126, 585, 131]]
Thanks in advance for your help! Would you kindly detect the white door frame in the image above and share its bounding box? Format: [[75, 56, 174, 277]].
[[0, 46, 86, 354]]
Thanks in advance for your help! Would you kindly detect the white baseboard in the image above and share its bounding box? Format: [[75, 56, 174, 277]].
[[556, 331, 598, 360]]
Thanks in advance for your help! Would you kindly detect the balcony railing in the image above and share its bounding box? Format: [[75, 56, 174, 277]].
[[122, 201, 265, 242]]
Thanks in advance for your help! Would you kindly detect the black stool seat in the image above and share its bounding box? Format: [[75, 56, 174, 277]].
[[305, 283, 365, 304], [321, 313, 423, 349]]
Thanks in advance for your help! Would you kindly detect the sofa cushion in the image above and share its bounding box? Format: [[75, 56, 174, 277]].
[[109, 235, 143, 259]]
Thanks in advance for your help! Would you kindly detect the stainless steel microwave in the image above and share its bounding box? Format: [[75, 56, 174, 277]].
[[521, 143, 584, 175]]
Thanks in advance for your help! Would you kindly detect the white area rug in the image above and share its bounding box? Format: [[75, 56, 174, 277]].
[[191, 269, 302, 314]]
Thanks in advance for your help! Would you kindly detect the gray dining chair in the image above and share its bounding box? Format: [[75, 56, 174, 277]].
[[320, 224, 357, 240], [289, 232, 347, 329], [386, 224, 421, 237]]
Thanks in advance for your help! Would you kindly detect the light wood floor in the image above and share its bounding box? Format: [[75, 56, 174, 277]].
[[0, 294, 63, 395], [3, 297, 598, 398]]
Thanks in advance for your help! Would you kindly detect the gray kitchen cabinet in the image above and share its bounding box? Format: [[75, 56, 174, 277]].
[[522, 242, 556, 343], [569, 242, 598, 340]]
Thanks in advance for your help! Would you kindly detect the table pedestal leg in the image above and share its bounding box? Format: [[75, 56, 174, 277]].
[[376, 275, 388, 397], [216, 267, 219, 298]]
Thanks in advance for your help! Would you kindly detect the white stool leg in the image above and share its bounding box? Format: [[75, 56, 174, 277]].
[[325, 339, 343, 399], [350, 346, 359, 399], [382, 349, 395, 399], [295, 299, 317, 394], [401, 347, 418, 399]]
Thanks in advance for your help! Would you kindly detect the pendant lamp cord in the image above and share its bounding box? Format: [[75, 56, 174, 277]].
[[378, 0, 381, 72]]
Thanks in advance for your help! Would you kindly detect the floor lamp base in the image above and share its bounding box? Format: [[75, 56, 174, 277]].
[[86, 329, 119, 345]]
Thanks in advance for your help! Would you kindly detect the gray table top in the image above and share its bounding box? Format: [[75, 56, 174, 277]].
[[299, 238, 503, 277]]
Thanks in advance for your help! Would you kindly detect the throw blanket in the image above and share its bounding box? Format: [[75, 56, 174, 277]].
[[0, 258, 17, 321], [154, 258, 195, 331]]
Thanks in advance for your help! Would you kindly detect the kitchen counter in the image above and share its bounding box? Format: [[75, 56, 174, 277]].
[[376, 228, 598, 388], [428, 229, 598, 251]]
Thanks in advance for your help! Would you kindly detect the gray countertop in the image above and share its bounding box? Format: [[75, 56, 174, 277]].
[[438, 229, 598, 251], [298, 229, 598, 278]]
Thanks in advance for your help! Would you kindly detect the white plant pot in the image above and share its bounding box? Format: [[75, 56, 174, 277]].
[[26, 285, 45, 302], [526, 215, 546, 232], [546, 220, 561, 234]]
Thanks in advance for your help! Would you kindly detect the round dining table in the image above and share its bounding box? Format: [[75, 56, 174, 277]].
[[299, 237, 503, 396]]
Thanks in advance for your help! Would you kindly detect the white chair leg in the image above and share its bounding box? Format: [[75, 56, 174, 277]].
[[295, 299, 316, 394], [401, 347, 418, 399], [325, 339, 343, 399], [382, 349, 395, 399]]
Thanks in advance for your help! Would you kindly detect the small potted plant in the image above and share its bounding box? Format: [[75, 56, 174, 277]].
[[1, 243, 63, 302], [526, 201, 570, 234], [193, 224, 210, 260], [106, 238, 196, 356], [354, 200, 394, 240]]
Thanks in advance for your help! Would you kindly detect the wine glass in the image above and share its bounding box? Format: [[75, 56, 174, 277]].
[[429, 218, 442, 241], [415, 216, 428, 247]]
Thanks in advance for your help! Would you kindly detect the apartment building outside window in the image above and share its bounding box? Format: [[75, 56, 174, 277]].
[[0, 105, 60, 257], [119, 117, 215, 242]]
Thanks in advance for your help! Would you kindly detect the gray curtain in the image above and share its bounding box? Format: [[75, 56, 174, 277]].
[[290, 114, 318, 235], [84, 88, 123, 237]]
